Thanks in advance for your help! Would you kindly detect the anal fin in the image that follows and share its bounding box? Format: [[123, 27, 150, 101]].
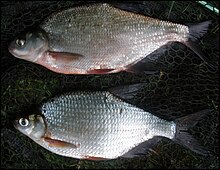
[[125, 46, 168, 74], [86, 69, 116, 74], [121, 137, 161, 158], [126, 60, 160, 74]]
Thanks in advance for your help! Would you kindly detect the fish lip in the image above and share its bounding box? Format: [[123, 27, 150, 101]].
[[12, 120, 19, 129], [8, 47, 12, 52], [8, 46, 14, 54]]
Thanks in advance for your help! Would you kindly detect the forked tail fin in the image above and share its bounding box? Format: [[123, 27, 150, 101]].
[[173, 109, 213, 156], [184, 21, 216, 69], [187, 21, 212, 41]]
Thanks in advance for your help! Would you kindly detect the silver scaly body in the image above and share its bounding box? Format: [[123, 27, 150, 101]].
[[40, 3, 188, 72], [38, 91, 176, 159]]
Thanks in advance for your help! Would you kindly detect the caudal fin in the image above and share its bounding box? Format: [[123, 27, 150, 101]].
[[184, 21, 216, 69], [173, 109, 213, 156], [187, 21, 212, 41]]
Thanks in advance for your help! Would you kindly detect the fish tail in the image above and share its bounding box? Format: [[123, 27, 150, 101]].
[[187, 20, 212, 41], [173, 109, 212, 156], [184, 21, 216, 69]]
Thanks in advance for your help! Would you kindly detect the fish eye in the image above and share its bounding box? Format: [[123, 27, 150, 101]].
[[16, 39, 26, 47], [19, 118, 29, 127]]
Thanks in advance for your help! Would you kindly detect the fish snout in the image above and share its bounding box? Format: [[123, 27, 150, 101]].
[[12, 119, 19, 129], [8, 46, 15, 55]]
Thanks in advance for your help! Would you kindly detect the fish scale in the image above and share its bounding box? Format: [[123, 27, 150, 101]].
[[36, 91, 175, 159]]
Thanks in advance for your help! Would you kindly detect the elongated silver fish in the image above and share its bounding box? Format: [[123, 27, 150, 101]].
[[13, 84, 211, 160], [8, 3, 213, 74]]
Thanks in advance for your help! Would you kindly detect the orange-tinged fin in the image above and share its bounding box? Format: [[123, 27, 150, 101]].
[[83, 155, 108, 161], [48, 51, 84, 64], [86, 69, 116, 74], [44, 137, 80, 148], [173, 109, 213, 156]]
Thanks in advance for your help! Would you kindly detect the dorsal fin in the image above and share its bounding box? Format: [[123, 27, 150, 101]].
[[108, 83, 146, 101]]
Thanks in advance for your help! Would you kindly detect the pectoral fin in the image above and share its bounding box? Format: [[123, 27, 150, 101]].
[[48, 51, 84, 64], [43, 137, 80, 148]]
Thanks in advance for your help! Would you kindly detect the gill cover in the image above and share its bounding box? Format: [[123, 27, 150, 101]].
[[14, 114, 47, 140], [8, 28, 49, 62]]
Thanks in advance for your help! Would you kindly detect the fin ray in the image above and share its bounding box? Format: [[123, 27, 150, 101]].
[[109, 83, 146, 100], [187, 21, 212, 41], [121, 137, 161, 158], [184, 20, 217, 69], [48, 51, 84, 64], [173, 109, 213, 156]]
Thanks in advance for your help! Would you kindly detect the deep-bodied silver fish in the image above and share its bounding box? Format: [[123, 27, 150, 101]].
[[8, 3, 212, 74], [13, 84, 211, 160]]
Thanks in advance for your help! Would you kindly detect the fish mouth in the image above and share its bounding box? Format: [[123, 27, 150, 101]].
[[12, 120, 19, 129], [8, 47, 23, 59], [8, 47, 12, 53], [8, 46, 15, 55]]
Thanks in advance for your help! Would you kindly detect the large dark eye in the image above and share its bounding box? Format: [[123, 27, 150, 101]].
[[19, 118, 29, 127], [16, 39, 25, 47]]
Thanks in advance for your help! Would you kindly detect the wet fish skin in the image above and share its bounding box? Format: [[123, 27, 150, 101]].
[[8, 3, 212, 74], [13, 86, 211, 160]]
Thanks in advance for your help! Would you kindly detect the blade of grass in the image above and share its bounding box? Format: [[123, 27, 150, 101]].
[[168, 1, 175, 19]]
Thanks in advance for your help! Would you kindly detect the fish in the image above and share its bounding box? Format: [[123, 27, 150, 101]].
[[13, 84, 212, 160], [8, 3, 214, 75]]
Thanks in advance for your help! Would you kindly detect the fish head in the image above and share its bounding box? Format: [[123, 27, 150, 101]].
[[13, 114, 47, 141], [8, 28, 49, 62]]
